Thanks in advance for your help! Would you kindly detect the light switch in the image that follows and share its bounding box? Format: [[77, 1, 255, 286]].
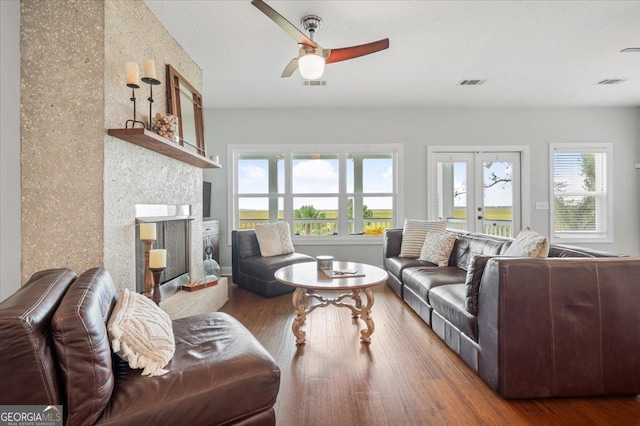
[[536, 201, 549, 210]]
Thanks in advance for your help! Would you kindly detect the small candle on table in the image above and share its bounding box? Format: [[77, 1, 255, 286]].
[[125, 61, 140, 87], [149, 249, 167, 269], [139, 223, 156, 240], [143, 59, 157, 80]]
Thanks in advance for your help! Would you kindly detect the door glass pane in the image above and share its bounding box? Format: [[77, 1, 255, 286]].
[[437, 161, 467, 231], [482, 161, 513, 237]]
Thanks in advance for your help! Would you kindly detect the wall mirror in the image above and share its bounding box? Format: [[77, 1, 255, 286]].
[[166, 64, 205, 156]]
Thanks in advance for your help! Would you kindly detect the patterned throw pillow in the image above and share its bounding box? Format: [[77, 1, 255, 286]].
[[399, 219, 447, 258], [254, 221, 295, 257], [503, 226, 548, 257], [418, 232, 457, 267], [107, 288, 175, 377]]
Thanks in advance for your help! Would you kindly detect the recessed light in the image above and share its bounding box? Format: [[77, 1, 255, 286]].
[[596, 79, 626, 85], [302, 80, 327, 86], [458, 79, 485, 86]]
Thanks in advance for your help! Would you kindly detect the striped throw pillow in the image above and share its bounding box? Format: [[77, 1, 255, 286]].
[[399, 219, 447, 258]]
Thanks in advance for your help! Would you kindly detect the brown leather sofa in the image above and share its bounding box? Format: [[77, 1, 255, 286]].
[[0, 267, 280, 425], [383, 228, 640, 399], [232, 229, 315, 298]]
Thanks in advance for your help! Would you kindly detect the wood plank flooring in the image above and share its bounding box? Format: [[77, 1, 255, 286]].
[[220, 283, 640, 425]]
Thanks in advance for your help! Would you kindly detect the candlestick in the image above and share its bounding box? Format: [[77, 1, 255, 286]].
[[142, 240, 154, 299], [140, 222, 157, 300], [124, 62, 145, 129], [150, 267, 165, 305], [141, 59, 161, 130], [149, 249, 167, 269], [139, 223, 156, 240]]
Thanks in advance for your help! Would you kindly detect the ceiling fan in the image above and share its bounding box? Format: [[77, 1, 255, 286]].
[[251, 0, 390, 80]]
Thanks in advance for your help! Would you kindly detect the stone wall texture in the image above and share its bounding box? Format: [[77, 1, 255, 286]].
[[21, 0, 105, 282], [21, 0, 203, 289]]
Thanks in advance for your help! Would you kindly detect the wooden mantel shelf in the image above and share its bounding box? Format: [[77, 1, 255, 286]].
[[107, 128, 221, 169]]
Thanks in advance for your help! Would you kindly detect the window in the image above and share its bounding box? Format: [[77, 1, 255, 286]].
[[550, 143, 613, 243], [230, 145, 401, 241]]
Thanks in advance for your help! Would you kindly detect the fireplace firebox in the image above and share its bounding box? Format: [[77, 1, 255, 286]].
[[135, 204, 193, 300]]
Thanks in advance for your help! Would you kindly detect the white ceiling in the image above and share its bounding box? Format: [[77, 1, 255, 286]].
[[144, 0, 640, 109]]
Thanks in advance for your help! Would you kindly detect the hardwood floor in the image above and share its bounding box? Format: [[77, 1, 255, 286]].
[[220, 283, 640, 425]]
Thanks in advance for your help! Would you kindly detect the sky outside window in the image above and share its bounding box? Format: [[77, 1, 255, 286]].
[[238, 154, 393, 211]]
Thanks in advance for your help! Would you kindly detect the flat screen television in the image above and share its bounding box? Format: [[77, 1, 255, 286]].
[[203, 181, 212, 219]]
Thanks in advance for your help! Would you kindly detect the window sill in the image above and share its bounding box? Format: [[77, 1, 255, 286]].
[[551, 236, 613, 245], [291, 236, 384, 246]]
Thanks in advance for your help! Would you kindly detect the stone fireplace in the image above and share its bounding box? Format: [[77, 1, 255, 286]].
[[20, 1, 204, 289]]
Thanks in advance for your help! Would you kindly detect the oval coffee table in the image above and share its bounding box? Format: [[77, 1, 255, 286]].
[[274, 261, 388, 345]]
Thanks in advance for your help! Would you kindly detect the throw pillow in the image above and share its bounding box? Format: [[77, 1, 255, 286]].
[[418, 232, 457, 267], [254, 222, 295, 257], [464, 255, 493, 316], [503, 226, 548, 257], [399, 219, 447, 258], [107, 288, 175, 377]]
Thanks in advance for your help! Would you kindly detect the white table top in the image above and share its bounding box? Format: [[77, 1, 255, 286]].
[[274, 261, 388, 290]]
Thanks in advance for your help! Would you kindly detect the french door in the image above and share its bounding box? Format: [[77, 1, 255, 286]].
[[430, 151, 522, 238]]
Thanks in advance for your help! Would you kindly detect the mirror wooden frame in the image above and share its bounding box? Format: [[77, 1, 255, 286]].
[[166, 64, 206, 156]]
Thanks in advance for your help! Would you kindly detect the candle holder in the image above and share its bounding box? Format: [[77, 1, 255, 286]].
[[142, 76, 161, 130], [125, 83, 146, 129], [142, 239, 155, 299], [150, 267, 166, 305]]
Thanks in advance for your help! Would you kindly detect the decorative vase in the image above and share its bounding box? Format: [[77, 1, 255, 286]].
[[203, 246, 220, 280]]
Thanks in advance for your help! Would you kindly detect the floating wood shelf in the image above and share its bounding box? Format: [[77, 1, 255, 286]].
[[107, 128, 221, 169]]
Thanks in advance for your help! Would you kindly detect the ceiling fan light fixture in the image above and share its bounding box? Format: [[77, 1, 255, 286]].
[[298, 53, 325, 80]]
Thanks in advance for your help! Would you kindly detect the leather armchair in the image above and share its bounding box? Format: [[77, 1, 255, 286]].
[[232, 229, 314, 298]]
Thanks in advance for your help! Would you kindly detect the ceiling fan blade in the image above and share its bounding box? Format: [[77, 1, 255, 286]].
[[281, 58, 299, 78], [251, 0, 316, 48], [325, 38, 390, 64]]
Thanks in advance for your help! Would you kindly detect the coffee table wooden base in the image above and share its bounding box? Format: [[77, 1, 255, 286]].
[[291, 287, 375, 345]]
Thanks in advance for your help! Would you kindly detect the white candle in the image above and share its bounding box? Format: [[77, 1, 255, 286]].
[[143, 59, 157, 80], [139, 223, 156, 240], [125, 61, 140, 86], [149, 249, 167, 269]]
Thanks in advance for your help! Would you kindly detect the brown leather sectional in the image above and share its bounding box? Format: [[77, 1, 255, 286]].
[[0, 267, 280, 425], [383, 229, 640, 399]]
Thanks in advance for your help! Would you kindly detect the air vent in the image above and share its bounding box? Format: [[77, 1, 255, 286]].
[[458, 79, 485, 86], [302, 80, 327, 86], [596, 79, 626, 85]]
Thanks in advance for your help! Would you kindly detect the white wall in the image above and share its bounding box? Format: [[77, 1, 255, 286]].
[[204, 107, 640, 273], [0, 1, 21, 301]]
